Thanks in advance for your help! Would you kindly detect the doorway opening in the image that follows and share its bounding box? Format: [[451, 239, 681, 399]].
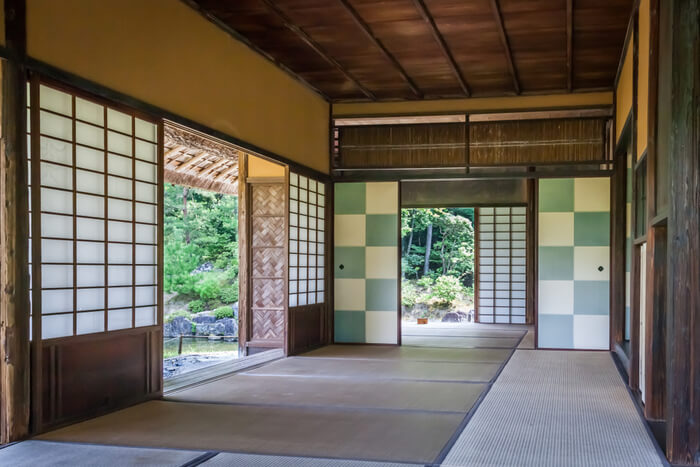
[[161, 123, 241, 383], [400, 207, 476, 334]]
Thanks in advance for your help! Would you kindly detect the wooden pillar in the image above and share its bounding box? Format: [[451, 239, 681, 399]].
[[237, 153, 249, 356], [0, 0, 30, 444], [665, 0, 699, 464]]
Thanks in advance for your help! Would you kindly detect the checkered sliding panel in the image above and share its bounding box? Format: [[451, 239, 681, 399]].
[[334, 182, 399, 344], [538, 178, 610, 350]]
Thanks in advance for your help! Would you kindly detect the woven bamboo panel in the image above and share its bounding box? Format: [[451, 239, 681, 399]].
[[252, 185, 285, 216], [252, 217, 285, 247], [469, 118, 605, 165], [252, 247, 285, 277], [251, 309, 285, 340], [338, 123, 467, 168], [249, 181, 286, 346], [252, 279, 285, 309]]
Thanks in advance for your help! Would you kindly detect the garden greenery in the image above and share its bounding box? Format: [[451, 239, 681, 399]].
[[164, 184, 239, 313]]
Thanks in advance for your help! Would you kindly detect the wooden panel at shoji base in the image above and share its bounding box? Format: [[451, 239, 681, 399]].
[[288, 173, 327, 354], [537, 178, 611, 350], [27, 79, 162, 430], [477, 207, 527, 324], [334, 182, 399, 344], [248, 183, 286, 349]]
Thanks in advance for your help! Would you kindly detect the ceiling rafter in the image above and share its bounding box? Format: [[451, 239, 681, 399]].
[[260, 0, 376, 100], [410, 0, 471, 97], [489, 0, 521, 95], [337, 0, 423, 98], [567, 0, 574, 92]]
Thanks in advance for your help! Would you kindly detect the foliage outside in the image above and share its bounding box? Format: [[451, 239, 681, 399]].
[[401, 208, 475, 321], [164, 184, 239, 319]]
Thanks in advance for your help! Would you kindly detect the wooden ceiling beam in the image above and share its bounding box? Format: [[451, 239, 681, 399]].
[[200, 159, 230, 178], [214, 164, 239, 182], [260, 0, 376, 100], [338, 0, 423, 98], [410, 0, 471, 97], [567, 0, 574, 92], [489, 0, 521, 95]]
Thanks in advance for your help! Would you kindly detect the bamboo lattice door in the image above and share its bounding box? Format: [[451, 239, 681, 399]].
[[248, 183, 286, 349]]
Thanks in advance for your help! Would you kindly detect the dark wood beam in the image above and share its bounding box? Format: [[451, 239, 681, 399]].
[[567, 0, 573, 92], [0, 0, 31, 444], [337, 0, 423, 98], [260, 0, 375, 100], [489, 0, 521, 95], [665, 0, 699, 463], [410, 0, 470, 96]]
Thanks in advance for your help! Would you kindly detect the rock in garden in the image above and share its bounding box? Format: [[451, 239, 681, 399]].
[[221, 318, 238, 337], [195, 321, 226, 336], [193, 314, 216, 324], [441, 311, 464, 323], [164, 316, 194, 337]]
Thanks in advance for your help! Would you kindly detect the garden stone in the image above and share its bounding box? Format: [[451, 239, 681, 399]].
[[221, 318, 238, 337], [164, 316, 194, 337], [195, 321, 226, 336], [441, 311, 464, 323], [193, 315, 216, 324], [457, 311, 468, 321]]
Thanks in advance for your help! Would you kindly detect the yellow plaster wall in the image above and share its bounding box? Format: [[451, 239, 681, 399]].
[[616, 39, 634, 142], [637, 0, 650, 158], [248, 155, 286, 178], [332, 92, 613, 117], [25, 0, 330, 173]]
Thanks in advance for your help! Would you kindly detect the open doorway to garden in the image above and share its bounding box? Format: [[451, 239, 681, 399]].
[[401, 207, 475, 330], [161, 123, 241, 382]]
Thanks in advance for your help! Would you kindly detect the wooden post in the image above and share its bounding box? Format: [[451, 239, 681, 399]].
[[0, 0, 30, 444], [665, 0, 699, 464], [178, 335, 183, 356], [237, 153, 248, 356]]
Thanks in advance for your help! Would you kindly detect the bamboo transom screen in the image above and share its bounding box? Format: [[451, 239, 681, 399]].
[[477, 207, 527, 324], [289, 173, 326, 307], [28, 81, 161, 339]]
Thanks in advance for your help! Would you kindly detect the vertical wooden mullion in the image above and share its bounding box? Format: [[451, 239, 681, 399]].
[[283, 168, 290, 355], [103, 107, 109, 333], [71, 95, 77, 336], [326, 180, 333, 345], [29, 74, 43, 434], [509, 208, 513, 325], [131, 116, 136, 328]]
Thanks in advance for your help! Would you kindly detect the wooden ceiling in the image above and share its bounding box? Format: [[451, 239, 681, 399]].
[[188, 0, 633, 102]]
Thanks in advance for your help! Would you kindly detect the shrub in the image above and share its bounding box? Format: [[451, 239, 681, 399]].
[[219, 285, 239, 304], [214, 306, 234, 320], [417, 276, 433, 289], [401, 281, 420, 307], [187, 299, 204, 314], [195, 277, 222, 301], [165, 309, 191, 323], [430, 275, 463, 305]]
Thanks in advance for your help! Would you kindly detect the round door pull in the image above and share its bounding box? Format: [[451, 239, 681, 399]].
[[598, 266, 604, 272], [339, 264, 345, 270]]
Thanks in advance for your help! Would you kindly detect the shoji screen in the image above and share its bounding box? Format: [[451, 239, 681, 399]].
[[476, 207, 527, 324], [28, 79, 161, 340], [289, 172, 326, 307]]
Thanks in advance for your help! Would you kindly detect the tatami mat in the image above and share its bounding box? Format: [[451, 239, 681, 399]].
[[244, 356, 501, 382], [0, 440, 204, 466], [36, 400, 463, 464], [441, 350, 665, 467], [402, 335, 522, 349], [301, 344, 512, 362], [167, 374, 485, 413]]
